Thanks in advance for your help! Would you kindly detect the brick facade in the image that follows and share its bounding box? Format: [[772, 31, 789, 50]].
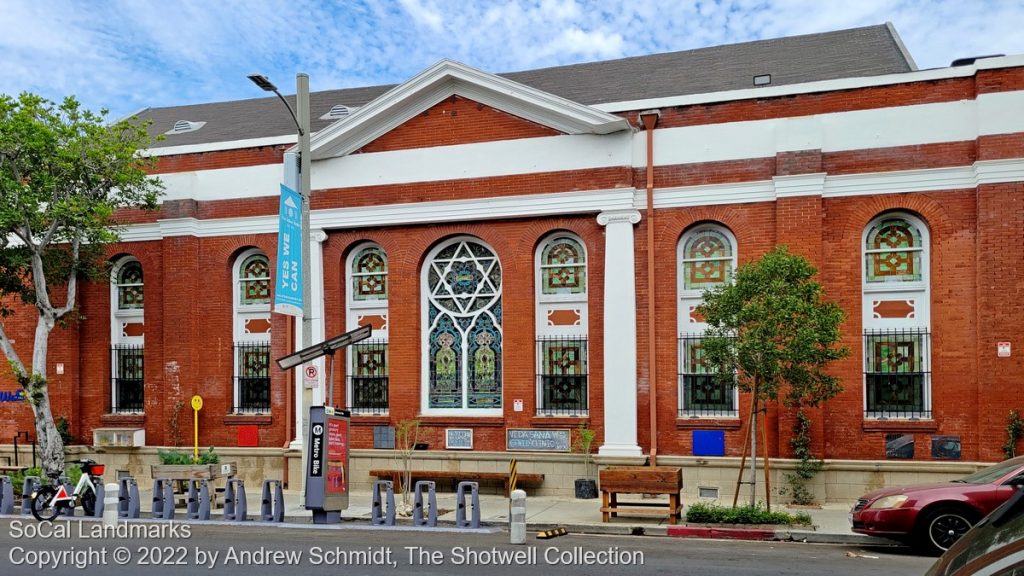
[[1, 59, 1023, 466]]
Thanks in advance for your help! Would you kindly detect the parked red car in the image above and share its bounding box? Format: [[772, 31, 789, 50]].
[[851, 455, 1024, 555]]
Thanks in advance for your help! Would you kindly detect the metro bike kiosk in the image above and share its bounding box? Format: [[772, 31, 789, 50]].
[[305, 406, 350, 524]]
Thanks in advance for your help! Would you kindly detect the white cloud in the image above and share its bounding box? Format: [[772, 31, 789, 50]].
[[1, 0, 1022, 118]]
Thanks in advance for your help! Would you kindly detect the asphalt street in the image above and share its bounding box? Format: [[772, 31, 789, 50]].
[[0, 518, 934, 576]]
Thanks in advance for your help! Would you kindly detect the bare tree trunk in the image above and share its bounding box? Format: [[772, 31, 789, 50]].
[[29, 312, 65, 477]]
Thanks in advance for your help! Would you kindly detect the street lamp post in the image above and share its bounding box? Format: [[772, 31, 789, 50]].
[[248, 72, 314, 495]]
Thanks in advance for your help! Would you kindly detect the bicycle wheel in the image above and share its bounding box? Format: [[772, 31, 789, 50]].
[[30, 485, 61, 522], [81, 490, 96, 517]]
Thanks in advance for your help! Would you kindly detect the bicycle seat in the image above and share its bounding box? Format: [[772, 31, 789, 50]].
[[46, 471, 63, 479], [69, 459, 95, 465]]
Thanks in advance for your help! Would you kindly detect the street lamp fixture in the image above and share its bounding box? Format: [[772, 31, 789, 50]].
[[247, 74, 304, 136]]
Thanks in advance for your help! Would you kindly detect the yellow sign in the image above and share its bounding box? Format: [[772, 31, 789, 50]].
[[191, 395, 203, 460]]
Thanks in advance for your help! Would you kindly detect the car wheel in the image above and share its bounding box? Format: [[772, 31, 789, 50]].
[[915, 506, 978, 556]]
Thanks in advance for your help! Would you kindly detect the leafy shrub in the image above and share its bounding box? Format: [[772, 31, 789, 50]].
[[158, 447, 219, 465], [685, 502, 812, 526], [10, 465, 81, 496], [56, 416, 76, 446]]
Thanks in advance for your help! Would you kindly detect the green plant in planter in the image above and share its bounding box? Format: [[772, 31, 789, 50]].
[[157, 447, 219, 465], [685, 502, 812, 526], [573, 424, 597, 479]]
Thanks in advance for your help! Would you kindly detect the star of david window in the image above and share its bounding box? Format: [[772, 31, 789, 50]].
[[424, 238, 502, 411]]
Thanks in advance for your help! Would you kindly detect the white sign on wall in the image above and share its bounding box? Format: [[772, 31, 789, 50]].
[[998, 341, 1011, 358], [303, 364, 319, 389], [513, 399, 524, 412]]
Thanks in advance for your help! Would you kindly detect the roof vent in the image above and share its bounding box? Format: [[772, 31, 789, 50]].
[[753, 74, 771, 86], [319, 105, 359, 120], [165, 120, 207, 135], [950, 54, 1005, 67]]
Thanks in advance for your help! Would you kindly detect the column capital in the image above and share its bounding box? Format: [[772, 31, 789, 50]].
[[597, 209, 641, 227], [311, 229, 328, 243]]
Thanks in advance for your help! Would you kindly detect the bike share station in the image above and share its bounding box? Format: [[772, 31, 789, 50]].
[[279, 325, 488, 531]]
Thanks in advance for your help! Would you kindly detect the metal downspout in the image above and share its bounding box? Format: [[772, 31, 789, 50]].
[[640, 110, 660, 466]]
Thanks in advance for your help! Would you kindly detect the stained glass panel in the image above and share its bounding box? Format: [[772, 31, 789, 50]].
[[117, 261, 144, 310], [866, 219, 922, 283], [541, 238, 586, 295], [352, 247, 388, 301], [426, 238, 502, 409], [682, 230, 733, 290], [468, 315, 502, 408], [240, 255, 271, 305], [428, 314, 462, 408]]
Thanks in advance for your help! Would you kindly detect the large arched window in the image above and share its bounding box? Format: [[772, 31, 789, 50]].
[[677, 224, 738, 418], [233, 249, 271, 413], [862, 213, 930, 419], [535, 233, 588, 416], [422, 236, 502, 414], [110, 257, 145, 413], [345, 243, 389, 414]]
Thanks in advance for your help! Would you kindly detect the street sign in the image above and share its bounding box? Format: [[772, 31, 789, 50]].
[[303, 364, 319, 389], [274, 183, 303, 317]]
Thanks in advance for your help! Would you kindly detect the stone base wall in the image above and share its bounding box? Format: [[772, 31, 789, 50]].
[[0, 445, 989, 504]]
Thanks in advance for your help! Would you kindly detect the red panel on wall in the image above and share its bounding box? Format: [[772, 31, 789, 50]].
[[237, 425, 259, 447]]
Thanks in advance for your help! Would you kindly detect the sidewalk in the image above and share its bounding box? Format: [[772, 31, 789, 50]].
[[265, 490, 897, 546]]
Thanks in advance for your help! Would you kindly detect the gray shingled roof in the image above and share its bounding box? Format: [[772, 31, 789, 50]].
[[141, 24, 915, 149]]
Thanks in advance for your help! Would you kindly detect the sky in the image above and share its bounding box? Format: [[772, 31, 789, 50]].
[[1, 0, 1023, 119]]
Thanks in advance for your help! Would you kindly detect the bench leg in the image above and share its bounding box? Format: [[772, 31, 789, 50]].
[[669, 494, 679, 525], [610, 492, 618, 517], [601, 491, 610, 523]]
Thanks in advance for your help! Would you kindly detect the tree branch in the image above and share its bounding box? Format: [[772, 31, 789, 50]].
[[30, 248, 54, 314], [56, 233, 81, 318], [0, 321, 26, 376]]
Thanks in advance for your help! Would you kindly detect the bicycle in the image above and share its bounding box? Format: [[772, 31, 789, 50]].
[[30, 459, 105, 521]]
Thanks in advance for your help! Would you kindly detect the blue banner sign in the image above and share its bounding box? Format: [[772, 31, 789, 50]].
[[274, 184, 303, 317], [0, 389, 25, 402]]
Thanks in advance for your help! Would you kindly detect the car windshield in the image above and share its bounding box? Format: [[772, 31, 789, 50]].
[[957, 459, 1024, 484]]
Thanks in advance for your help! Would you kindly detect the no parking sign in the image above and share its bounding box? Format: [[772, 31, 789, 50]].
[[303, 364, 319, 389]]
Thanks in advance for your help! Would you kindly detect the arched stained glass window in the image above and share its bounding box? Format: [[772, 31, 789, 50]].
[[540, 237, 586, 295], [116, 261, 144, 310], [681, 228, 734, 290], [424, 237, 502, 411], [239, 254, 270, 305], [352, 246, 388, 301], [865, 218, 923, 283]]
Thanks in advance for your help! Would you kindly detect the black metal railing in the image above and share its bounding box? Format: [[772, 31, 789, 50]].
[[348, 340, 389, 414], [234, 342, 271, 413], [678, 334, 737, 417], [864, 328, 931, 418], [536, 336, 588, 415], [111, 344, 144, 413]]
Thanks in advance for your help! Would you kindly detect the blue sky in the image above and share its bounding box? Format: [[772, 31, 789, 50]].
[[2, 0, 1023, 119]]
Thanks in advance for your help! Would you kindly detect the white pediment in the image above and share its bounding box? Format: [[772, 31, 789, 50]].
[[309, 59, 630, 160]]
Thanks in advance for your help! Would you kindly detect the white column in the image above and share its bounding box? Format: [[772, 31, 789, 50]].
[[596, 209, 644, 457]]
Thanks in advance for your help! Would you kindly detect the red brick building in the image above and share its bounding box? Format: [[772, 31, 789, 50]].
[[3, 23, 1023, 469]]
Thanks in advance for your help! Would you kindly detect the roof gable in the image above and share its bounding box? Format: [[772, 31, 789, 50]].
[[309, 59, 630, 160]]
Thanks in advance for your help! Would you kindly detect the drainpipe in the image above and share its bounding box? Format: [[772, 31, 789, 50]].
[[639, 110, 660, 466]]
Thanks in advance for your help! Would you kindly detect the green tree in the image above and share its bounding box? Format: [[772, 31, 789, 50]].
[[699, 246, 848, 505], [0, 93, 161, 476]]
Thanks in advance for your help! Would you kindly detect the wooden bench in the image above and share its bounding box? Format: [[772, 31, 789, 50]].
[[599, 466, 683, 525], [0, 465, 28, 474], [368, 469, 544, 497]]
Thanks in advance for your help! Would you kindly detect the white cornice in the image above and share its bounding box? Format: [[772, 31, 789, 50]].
[[647, 159, 1024, 209], [308, 59, 630, 160], [115, 159, 1024, 242], [144, 135, 297, 157]]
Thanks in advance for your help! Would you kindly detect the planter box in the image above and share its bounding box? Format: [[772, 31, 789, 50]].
[[599, 466, 684, 524], [150, 462, 237, 481]]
